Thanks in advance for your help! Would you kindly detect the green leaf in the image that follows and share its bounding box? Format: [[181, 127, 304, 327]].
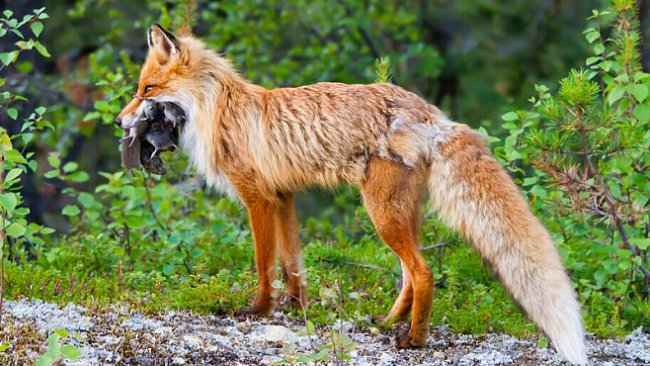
[[627, 84, 648, 103], [94, 100, 110, 112], [73, 333, 86, 343], [78, 192, 97, 208], [616, 248, 633, 259], [46, 334, 59, 350], [306, 320, 316, 334], [0, 52, 14, 66], [34, 42, 50, 57], [9, 28, 24, 39], [35, 106, 46, 115], [522, 177, 538, 186], [529, 185, 548, 199], [47, 153, 61, 168], [60, 345, 82, 361], [30, 22, 43, 37], [634, 72, 650, 82], [4, 149, 27, 164], [585, 31, 600, 44], [537, 337, 549, 348], [4, 168, 22, 183], [15, 40, 32, 50], [83, 111, 101, 121], [603, 258, 618, 274], [44, 170, 59, 179], [593, 268, 608, 286], [600, 60, 613, 72], [614, 73, 629, 83], [62, 205, 80, 216], [631, 238, 650, 250], [608, 86, 625, 105], [68, 171, 89, 183], [54, 328, 69, 338], [0, 342, 9, 352], [633, 104, 650, 122], [6, 222, 26, 237], [162, 264, 175, 276], [7, 108, 17, 120], [62, 161, 78, 173], [28, 160, 38, 172], [35, 353, 58, 366], [594, 43, 605, 55], [0, 193, 18, 212], [501, 111, 519, 121], [21, 132, 34, 145], [0, 134, 12, 152]]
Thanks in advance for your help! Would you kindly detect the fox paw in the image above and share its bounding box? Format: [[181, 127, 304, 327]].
[[395, 328, 428, 349]]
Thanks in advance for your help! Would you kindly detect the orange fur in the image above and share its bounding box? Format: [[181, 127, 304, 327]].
[[118, 25, 588, 365], [361, 157, 430, 347]]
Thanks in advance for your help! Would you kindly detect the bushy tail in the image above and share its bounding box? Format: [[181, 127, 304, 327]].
[[428, 129, 587, 365]]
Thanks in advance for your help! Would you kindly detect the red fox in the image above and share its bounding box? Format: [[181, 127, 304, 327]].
[[117, 25, 588, 365]]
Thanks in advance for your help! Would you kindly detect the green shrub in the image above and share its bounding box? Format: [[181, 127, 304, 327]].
[[495, 0, 650, 335], [1, 7, 54, 318]]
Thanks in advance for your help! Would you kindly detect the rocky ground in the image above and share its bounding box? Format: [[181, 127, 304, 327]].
[[1, 299, 649, 365]]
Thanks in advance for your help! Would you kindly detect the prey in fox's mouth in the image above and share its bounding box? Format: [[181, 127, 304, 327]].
[[119, 98, 186, 175]]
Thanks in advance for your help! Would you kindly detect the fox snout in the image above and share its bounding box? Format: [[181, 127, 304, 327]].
[[116, 97, 146, 129]]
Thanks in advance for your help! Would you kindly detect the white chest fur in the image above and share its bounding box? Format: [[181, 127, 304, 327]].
[[180, 121, 240, 201], [156, 93, 240, 201]]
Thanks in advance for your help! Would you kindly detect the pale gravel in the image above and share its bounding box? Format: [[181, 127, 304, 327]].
[[3, 299, 650, 365]]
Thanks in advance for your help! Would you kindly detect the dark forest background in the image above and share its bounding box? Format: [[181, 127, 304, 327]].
[[3, 0, 631, 225]]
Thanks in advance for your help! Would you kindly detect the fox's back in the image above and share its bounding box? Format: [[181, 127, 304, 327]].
[[244, 82, 454, 191]]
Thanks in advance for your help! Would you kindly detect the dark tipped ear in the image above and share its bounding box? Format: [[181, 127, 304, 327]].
[[148, 24, 180, 64]]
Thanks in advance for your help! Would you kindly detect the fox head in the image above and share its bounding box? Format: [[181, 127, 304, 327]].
[[115, 24, 192, 129], [117, 24, 246, 181]]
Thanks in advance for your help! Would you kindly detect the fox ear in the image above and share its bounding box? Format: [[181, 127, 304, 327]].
[[147, 24, 179, 64]]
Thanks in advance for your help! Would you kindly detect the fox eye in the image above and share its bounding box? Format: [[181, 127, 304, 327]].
[[144, 85, 154, 94]]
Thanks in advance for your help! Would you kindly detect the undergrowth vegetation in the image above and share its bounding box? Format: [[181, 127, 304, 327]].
[[494, 0, 650, 335], [0, 2, 649, 362]]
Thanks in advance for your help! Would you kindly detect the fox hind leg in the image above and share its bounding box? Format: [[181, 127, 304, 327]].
[[381, 209, 421, 324], [378, 260, 414, 324], [361, 157, 431, 348]]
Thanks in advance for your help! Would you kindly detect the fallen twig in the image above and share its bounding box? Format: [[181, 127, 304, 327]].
[[421, 241, 452, 252], [322, 258, 389, 272]]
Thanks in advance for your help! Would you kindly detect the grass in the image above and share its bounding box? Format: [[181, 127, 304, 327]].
[[5, 236, 537, 339], [4, 192, 646, 343]]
